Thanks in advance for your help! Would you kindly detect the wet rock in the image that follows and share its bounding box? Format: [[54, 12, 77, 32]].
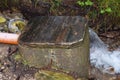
[[19, 16, 89, 78], [8, 18, 26, 33]]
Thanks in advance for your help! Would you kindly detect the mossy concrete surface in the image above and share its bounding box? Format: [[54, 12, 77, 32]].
[[19, 16, 89, 79], [35, 70, 74, 80]]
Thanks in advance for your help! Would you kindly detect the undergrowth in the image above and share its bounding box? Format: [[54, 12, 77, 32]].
[[0, 0, 120, 32]]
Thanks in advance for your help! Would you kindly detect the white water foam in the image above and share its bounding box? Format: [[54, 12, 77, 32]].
[[89, 28, 120, 74]]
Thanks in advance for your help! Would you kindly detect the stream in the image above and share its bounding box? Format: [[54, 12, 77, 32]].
[[90, 28, 120, 74]]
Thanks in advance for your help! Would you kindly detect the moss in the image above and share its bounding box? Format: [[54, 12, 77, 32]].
[[0, 16, 6, 23], [35, 70, 74, 80], [13, 52, 29, 66]]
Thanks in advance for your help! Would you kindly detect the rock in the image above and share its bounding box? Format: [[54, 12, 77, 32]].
[[19, 16, 89, 78], [8, 18, 26, 33]]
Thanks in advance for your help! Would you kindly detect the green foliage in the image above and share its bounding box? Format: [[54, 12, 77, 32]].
[[98, 0, 120, 30], [100, 8, 112, 14], [77, 1, 84, 6], [77, 0, 120, 32], [77, 0, 120, 17], [85, 0, 93, 6], [53, 0, 61, 7], [105, 8, 112, 13], [77, 0, 93, 6], [97, 0, 120, 16], [100, 9, 105, 14]]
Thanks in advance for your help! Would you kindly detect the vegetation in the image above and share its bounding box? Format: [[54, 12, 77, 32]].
[[13, 52, 29, 65], [35, 70, 74, 80], [0, 0, 120, 32], [76, 0, 120, 33]]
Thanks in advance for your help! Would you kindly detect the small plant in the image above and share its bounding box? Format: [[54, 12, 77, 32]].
[[85, 0, 93, 6], [77, 0, 115, 15], [53, 0, 61, 7], [100, 7, 112, 14], [77, 1, 84, 6], [77, 0, 93, 6]]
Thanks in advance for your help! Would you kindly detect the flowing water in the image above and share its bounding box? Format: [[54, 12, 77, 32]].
[[89, 28, 120, 74]]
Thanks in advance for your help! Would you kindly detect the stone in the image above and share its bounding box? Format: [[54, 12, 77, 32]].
[[18, 16, 89, 78]]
